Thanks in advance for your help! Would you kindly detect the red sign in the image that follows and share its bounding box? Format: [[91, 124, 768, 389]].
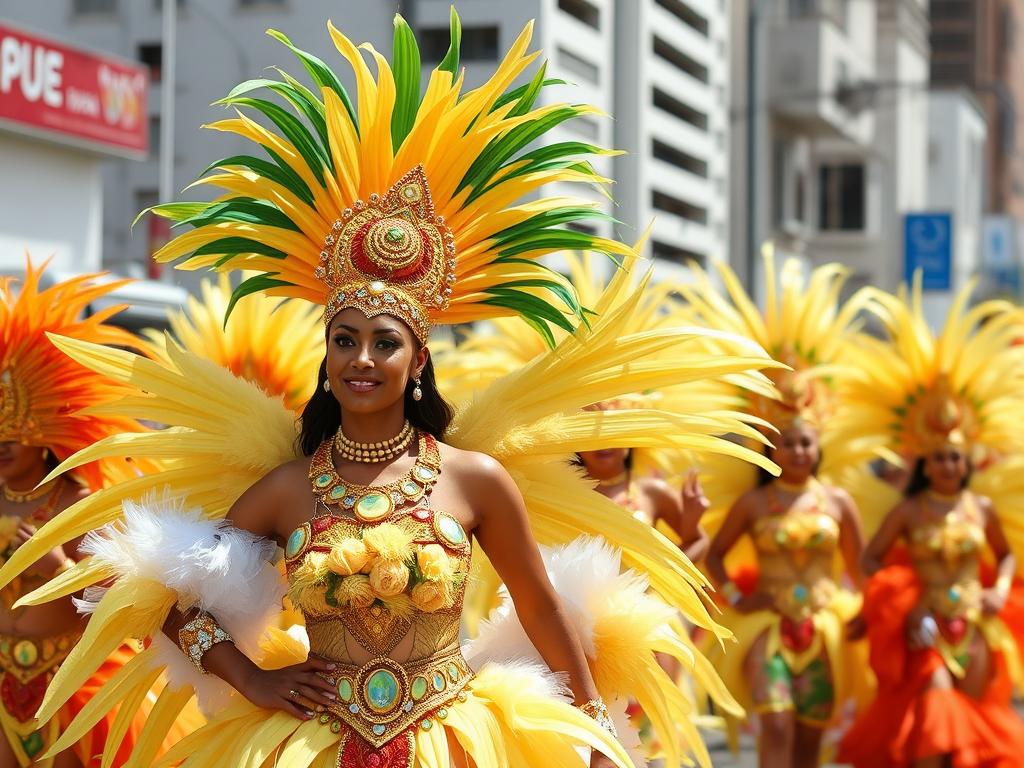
[[0, 22, 148, 158]]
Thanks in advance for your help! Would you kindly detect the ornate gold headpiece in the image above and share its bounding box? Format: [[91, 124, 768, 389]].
[[318, 166, 454, 343], [0, 370, 31, 443]]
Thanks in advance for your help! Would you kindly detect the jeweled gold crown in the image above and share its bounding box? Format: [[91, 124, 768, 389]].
[[0, 370, 31, 443], [317, 166, 454, 343]]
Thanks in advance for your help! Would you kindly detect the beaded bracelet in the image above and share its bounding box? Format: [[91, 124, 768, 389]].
[[178, 611, 232, 674], [579, 698, 617, 736]]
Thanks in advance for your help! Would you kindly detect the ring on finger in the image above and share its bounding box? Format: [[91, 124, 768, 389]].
[[289, 689, 299, 700]]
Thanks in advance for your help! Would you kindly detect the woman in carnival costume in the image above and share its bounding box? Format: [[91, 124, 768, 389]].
[[0, 261, 151, 767], [0, 13, 783, 768], [836, 282, 1024, 768], [687, 255, 870, 768]]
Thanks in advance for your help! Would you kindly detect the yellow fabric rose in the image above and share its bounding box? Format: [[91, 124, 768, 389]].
[[336, 574, 376, 609], [410, 580, 452, 613], [369, 559, 410, 597], [327, 538, 370, 576], [416, 544, 453, 582]]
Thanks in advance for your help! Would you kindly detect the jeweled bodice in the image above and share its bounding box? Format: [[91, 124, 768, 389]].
[[752, 487, 840, 619], [283, 507, 473, 747], [907, 493, 985, 619]]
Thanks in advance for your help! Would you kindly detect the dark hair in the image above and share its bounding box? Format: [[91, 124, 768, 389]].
[[297, 352, 453, 456], [904, 456, 973, 498]]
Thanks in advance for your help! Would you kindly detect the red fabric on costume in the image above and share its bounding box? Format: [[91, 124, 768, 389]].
[[838, 565, 1024, 768]]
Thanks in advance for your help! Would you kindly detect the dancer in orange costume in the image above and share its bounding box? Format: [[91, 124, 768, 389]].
[[836, 281, 1024, 768], [0, 260, 149, 767]]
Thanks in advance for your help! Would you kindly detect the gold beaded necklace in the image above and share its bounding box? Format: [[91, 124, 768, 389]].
[[1, 477, 58, 504], [334, 420, 414, 463]]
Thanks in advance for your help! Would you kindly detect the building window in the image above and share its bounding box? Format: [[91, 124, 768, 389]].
[[653, 0, 709, 36], [420, 26, 499, 62], [930, 0, 973, 20], [138, 43, 162, 82], [558, 0, 600, 30], [652, 36, 709, 83], [818, 163, 865, 231], [566, 221, 598, 236], [652, 139, 708, 178], [931, 32, 971, 53], [652, 190, 708, 224], [73, 0, 117, 14], [149, 115, 161, 153], [566, 113, 600, 141], [651, 239, 706, 267], [652, 88, 708, 129], [557, 47, 599, 85]]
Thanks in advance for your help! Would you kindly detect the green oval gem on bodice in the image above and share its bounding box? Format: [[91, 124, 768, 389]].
[[366, 669, 400, 713], [285, 526, 308, 559], [329, 484, 347, 501], [414, 466, 436, 483], [314, 473, 333, 489], [354, 492, 393, 522], [401, 480, 422, 497], [386, 227, 405, 243], [437, 514, 467, 546]]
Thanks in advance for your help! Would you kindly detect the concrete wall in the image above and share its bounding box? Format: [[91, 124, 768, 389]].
[[0, 131, 102, 272]]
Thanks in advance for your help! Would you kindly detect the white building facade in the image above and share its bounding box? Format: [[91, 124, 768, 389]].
[[730, 0, 937, 302], [4, 0, 731, 289]]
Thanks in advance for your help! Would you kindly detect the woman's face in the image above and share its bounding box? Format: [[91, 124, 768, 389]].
[[0, 441, 46, 483], [325, 309, 427, 415], [771, 423, 820, 481], [577, 448, 630, 481], [923, 445, 968, 493]]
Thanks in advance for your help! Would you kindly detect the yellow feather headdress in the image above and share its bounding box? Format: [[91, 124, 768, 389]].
[[676, 251, 864, 441], [146, 275, 321, 411], [145, 10, 632, 343], [435, 253, 781, 480], [833, 279, 1024, 468], [0, 259, 148, 490]]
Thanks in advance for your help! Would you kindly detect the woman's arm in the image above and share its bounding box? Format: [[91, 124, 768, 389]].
[[861, 501, 909, 576], [160, 462, 337, 720], [469, 454, 602, 705], [980, 496, 1015, 614], [833, 487, 866, 588], [647, 471, 710, 563]]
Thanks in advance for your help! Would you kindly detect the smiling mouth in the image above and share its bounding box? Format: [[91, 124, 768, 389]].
[[344, 379, 381, 393]]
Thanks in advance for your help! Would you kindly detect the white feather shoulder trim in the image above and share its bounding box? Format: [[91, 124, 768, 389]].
[[80, 493, 285, 686]]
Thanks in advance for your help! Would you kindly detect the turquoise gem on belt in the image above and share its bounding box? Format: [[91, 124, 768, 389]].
[[366, 669, 400, 713]]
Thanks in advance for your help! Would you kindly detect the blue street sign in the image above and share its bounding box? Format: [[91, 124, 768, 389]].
[[904, 213, 953, 290]]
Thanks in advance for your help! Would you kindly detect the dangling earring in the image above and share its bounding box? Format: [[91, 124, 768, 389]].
[[41, 448, 50, 461], [323, 379, 331, 393], [412, 377, 422, 402]]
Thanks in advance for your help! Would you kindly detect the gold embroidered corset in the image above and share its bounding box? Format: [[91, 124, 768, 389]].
[[907, 494, 985, 619], [283, 507, 472, 747], [752, 488, 840, 620]]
